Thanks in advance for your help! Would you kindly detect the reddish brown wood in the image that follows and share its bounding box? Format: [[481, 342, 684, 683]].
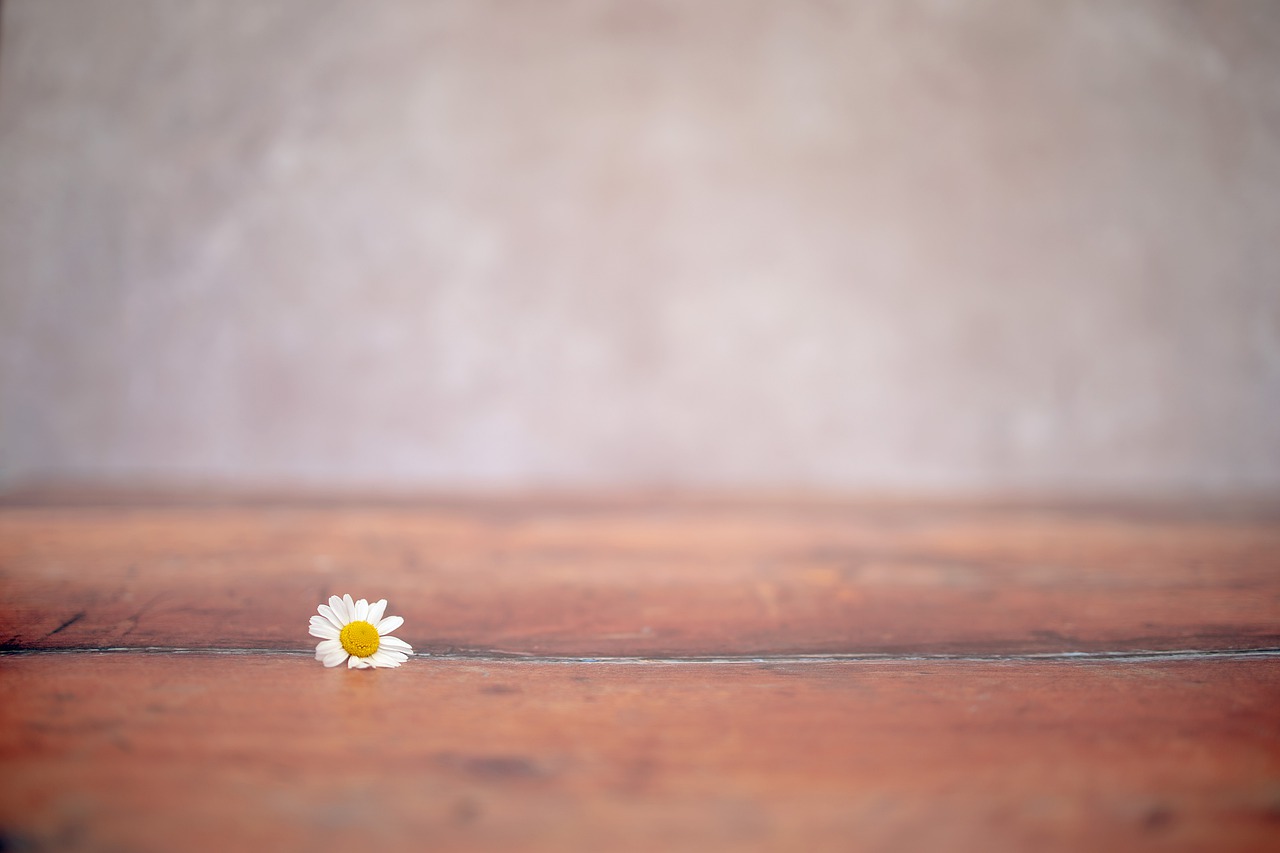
[[1, 653, 1277, 852], [1, 495, 1278, 849], [2, 498, 1278, 655]]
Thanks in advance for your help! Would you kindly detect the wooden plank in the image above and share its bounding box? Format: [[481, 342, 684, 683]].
[[2, 499, 1278, 655], [1, 653, 1277, 852]]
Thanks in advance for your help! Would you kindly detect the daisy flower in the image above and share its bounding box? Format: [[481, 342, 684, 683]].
[[310, 594, 414, 669]]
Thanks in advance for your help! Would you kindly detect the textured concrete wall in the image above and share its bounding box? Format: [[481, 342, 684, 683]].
[[2, 0, 1279, 493]]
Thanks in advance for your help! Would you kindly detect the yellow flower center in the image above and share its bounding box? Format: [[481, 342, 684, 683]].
[[339, 620, 380, 658]]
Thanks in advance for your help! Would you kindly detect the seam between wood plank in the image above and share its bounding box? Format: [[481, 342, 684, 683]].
[[3, 647, 1279, 663]]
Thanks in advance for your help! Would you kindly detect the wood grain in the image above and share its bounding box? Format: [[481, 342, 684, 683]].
[[2, 495, 1279, 850], [2, 498, 1279, 655], [2, 653, 1278, 852]]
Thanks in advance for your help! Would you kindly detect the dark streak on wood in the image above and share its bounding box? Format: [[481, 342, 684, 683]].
[[46, 611, 85, 637]]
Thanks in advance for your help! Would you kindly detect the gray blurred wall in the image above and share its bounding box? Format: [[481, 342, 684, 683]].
[[2, 0, 1279, 494]]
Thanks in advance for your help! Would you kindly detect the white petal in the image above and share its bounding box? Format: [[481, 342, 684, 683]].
[[370, 650, 402, 668], [323, 648, 349, 667], [343, 594, 357, 623], [376, 615, 404, 635], [328, 596, 350, 624], [367, 599, 388, 625], [348, 655, 370, 669], [315, 639, 342, 655], [309, 617, 339, 639], [355, 598, 369, 621], [380, 635, 413, 654], [318, 604, 345, 629]]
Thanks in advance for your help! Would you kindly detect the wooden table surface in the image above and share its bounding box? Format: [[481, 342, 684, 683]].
[[2, 494, 1279, 851]]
